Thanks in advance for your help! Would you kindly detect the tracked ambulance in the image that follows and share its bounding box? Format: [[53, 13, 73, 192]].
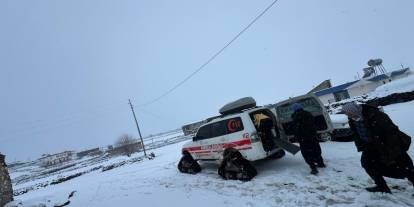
[[178, 97, 300, 180]]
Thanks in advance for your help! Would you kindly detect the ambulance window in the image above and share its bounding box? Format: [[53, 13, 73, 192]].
[[210, 121, 227, 138], [210, 117, 244, 138], [194, 125, 211, 141], [194, 117, 244, 141]]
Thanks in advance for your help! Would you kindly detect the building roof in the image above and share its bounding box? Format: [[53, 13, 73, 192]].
[[367, 74, 390, 82], [314, 80, 358, 97], [313, 68, 411, 97], [308, 80, 332, 94], [390, 68, 410, 77]]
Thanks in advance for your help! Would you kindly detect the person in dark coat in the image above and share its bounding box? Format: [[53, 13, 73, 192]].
[[291, 103, 325, 175], [342, 102, 414, 194], [254, 113, 275, 151]]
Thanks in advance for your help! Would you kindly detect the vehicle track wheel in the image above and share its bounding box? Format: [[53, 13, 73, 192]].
[[177, 151, 201, 174], [218, 148, 257, 181], [268, 150, 285, 159]]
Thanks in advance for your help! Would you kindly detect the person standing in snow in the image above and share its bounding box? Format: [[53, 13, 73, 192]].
[[342, 102, 413, 194], [291, 103, 325, 175]]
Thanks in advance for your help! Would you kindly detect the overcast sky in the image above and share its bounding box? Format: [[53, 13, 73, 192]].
[[1, 0, 413, 162]]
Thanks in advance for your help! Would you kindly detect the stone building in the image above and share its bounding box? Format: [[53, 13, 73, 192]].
[[38, 151, 74, 167], [0, 153, 13, 206], [108, 141, 142, 157], [76, 148, 103, 159]]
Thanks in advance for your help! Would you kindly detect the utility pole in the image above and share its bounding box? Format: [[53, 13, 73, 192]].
[[128, 99, 147, 157]]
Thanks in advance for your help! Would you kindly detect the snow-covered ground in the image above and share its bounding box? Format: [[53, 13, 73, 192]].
[[369, 72, 414, 98], [6, 74, 414, 207], [6, 101, 414, 207]]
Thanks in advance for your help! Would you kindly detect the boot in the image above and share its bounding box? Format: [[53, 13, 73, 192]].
[[409, 176, 414, 197], [408, 175, 414, 186], [365, 185, 391, 194], [316, 162, 326, 168], [310, 167, 318, 175]]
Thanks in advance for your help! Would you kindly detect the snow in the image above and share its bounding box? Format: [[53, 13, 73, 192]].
[[329, 114, 349, 129], [369, 72, 414, 98], [384, 101, 414, 137], [329, 114, 348, 124], [7, 102, 414, 207]]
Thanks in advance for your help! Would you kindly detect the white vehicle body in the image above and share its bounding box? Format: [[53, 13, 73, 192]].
[[182, 107, 286, 162], [269, 94, 334, 141], [329, 113, 355, 141], [330, 114, 350, 129]]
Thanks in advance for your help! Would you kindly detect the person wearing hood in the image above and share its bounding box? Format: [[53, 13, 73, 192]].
[[291, 103, 325, 175], [342, 102, 413, 194]]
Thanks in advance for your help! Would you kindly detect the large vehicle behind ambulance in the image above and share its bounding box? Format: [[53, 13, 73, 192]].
[[268, 94, 334, 142]]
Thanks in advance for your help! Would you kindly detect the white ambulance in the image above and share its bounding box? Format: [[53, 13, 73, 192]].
[[178, 97, 299, 178]]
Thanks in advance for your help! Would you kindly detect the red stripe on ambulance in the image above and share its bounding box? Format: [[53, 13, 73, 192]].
[[183, 138, 252, 153]]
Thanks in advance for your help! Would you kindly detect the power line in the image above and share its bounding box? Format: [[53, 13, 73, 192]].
[[0, 99, 180, 141], [0, 1, 280, 141], [133, 104, 182, 126], [0, 101, 180, 142], [0, 104, 128, 142], [138, 0, 280, 107], [2, 100, 127, 131]]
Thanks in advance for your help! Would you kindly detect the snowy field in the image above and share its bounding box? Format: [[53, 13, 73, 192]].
[[6, 101, 414, 207], [7, 75, 414, 207]]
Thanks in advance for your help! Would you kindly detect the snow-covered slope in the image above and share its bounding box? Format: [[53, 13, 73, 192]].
[[369, 73, 414, 98], [327, 73, 414, 114], [7, 102, 414, 207]]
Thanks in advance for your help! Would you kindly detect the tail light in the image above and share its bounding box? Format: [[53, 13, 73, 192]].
[[250, 132, 260, 143]]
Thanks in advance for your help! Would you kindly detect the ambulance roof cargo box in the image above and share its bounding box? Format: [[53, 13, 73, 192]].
[[219, 97, 257, 115]]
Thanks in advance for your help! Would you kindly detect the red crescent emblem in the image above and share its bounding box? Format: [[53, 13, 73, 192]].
[[227, 119, 239, 132]]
